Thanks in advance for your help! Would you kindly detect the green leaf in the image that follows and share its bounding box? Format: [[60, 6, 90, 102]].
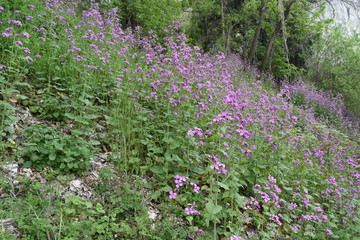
[[208, 134, 220, 140], [54, 142, 63, 151], [162, 136, 174, 144], [206, 202, 222, 215], [149, 165, 165, 175], [218, 182, 229, 190], [49, 153, 56, 160], [90, 140, 101, 145], [95, 203, 105, 213], [186, 216, 193, 224]]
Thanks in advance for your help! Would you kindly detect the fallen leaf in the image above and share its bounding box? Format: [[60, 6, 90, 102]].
[[9, 98, 17, 103]]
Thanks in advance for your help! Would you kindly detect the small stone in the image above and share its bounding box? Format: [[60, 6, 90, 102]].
[[2, 164, 18, 175], [148, 209, 157, 221], [0, 218, 19, 237], [23, 168, 33, 178], [69, 179, 82, 192]]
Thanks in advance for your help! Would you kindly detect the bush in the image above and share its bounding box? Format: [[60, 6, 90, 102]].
[[19, 124, 94, 173]]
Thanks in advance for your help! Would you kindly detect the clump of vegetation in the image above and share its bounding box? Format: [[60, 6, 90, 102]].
[[19, 124, 95, 173]]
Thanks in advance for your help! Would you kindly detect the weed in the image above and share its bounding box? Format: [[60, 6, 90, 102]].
[[19, 124, 95, 173]]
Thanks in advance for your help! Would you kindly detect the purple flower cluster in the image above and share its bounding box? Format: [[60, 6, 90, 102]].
[[168, 175, 201, 215], [270, 213, 283, 226], [208, 154, 228, 175], [185, 202, 200, 215], [244, 197, 261, 211]]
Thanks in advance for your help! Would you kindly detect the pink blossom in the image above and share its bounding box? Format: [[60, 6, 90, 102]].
[[169, 191, 177, 199], [25, 56, 33, 62], [185, 202, 200, 215]]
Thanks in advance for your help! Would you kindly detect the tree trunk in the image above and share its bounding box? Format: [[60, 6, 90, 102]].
[[261, 0, 295, 72], [221, 0, 226, 50], [247, 0, 267, 64], [226, 23, 233, 52], [278, 0, 290, 62]]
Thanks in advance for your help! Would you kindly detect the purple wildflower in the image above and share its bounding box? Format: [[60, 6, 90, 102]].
[[292, 226, 300, 232], [324, 229, 332, 236], [288, 202, 298, 210], [210, 158, 228, 175], [270, 214, 283, 226], [185, 202, 200, 215], [169, 190, 177, 199], [228, 235, 243, 240], [268, 175, 277, 183], [73, 55, 83, 61], [191, 182, 200, 193], [1, 33, 12, 37], [187, 127, 203, 137], [25, 56, 33, 62], [174, 175, 188, 188]]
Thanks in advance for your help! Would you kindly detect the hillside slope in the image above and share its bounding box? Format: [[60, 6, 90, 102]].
[[1, 1, 359, 239]]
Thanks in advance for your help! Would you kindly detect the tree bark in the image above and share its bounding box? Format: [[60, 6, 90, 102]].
[[247, 0, 267, 64], [261, 0, 295, 72], [221, 0, 226, 49]]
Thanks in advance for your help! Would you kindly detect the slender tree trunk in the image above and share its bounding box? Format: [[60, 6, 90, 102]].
[[247, 0, 267, 64], [226, 23, 233, 52], [278, 0, 290, 62], [221, 0, 226, 50], [261, 0, 295, 72]]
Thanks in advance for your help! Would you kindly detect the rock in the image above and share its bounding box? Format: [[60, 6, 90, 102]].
[[1, 163, 18, 176], [22, 168, 33, 178], [0, 218, 16, 227], [148, 209, 157, 221], [69, 179, 83, 192], [0, 218, 19, 237]]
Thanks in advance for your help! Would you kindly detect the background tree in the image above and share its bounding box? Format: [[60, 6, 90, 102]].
[[109, 0, 183, 35], [187, 0, 326, 81], [305, 25, 360, 118], [247, 0, 267, 64]]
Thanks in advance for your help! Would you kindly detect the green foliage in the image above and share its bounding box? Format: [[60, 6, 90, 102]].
[[25, 94, 69, 122], [187, 0, 222, 51], [187, 0, 326, 79], [111, 0, 182, 35], [0, 70, 28, 157], [306, 26, 360, 118], [19, 125, 95, 173]]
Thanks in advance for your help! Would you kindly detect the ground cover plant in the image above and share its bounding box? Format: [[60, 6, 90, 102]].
[[0, 0, 359, 239]]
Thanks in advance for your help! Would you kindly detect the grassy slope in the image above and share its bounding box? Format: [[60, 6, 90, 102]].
[[0, 1, 359, 239]]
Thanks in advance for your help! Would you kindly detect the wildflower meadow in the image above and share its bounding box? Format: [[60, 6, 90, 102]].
[[0, 0, 359, 239]]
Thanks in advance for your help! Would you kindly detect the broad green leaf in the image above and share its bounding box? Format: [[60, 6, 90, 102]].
[[218, 182, 229, 190], [206, 202, 222, 215]]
